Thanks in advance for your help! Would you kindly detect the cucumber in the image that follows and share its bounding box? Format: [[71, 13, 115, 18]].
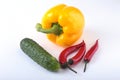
[[20, 38, 60, 72]]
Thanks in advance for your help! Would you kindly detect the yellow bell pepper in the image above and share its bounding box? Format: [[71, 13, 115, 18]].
[[36, 4, 85, 46]]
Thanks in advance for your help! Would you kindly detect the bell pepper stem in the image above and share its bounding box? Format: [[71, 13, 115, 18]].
[[36, 23, 63, 36]]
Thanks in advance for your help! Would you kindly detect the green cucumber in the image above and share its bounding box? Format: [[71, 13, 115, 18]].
[[20, 38, 60, 72]]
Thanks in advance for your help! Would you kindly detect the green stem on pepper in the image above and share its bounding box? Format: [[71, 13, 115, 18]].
[[36, 23, 63, 36]]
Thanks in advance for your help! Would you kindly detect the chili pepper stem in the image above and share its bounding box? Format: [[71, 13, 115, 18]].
[[68, 59, 74, 65], [67, 65, 77, 74], [83, 60, 88, 72], [36, 23, 63, 36]]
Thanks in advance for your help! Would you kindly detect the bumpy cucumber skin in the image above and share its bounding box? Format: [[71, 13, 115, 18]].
[[20, 38, 60, 72]]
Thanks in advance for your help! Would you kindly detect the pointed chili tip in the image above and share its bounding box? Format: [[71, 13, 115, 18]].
[[96, 39, 99, 43], [81, 40, 85, 43], [80, 40, 85, 46], [95, 39, 99, 47], [82, 40, 85, 42]]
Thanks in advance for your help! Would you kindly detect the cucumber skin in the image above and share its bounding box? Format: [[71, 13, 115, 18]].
[[20, 38, 60, 72]]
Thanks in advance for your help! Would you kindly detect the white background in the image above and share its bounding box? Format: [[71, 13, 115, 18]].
[[0, 0, 120, 80]]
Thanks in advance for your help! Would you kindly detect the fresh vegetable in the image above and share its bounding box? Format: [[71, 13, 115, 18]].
[[20, 38, 60, 72], [68, 42, 86, 65], [59, 40, 85, 68], [59, 41, 85, 73], [83, 40, 99, 72], [36, 4, 85, 46]]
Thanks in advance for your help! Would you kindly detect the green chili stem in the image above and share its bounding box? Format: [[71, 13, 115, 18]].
[[36, 23, 63, 36]]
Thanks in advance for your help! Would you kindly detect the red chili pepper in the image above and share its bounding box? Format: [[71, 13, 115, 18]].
[[68, 43, 86, 65], [59, 40, 85, 68], [59, 41, 85, 73], [83, 40, 99, 72]]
